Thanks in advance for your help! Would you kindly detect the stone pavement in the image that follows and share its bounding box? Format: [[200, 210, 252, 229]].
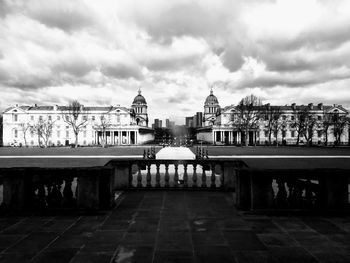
[[0, 191, 350, 263]]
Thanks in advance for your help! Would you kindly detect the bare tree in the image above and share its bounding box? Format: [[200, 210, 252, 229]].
[[332, 112, 348, 146], [31, 119, 55, 147], [62, 100, 88, 147], [291, 106, 317, 146], [94, 107, 113, 147], [321, 110, 332, 146], [233, 94, 263, 146], [262, 105, 282, 145], [19, 123, 32, 147]]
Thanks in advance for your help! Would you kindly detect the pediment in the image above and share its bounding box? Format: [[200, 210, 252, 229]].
[[4, 106, 28, 114], [326, 106, 348, 114], [111, 107, 130, 115]]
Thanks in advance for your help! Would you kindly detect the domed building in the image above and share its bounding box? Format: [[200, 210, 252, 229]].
[[203, 88, 220, 126], [131, 89, 149, 126], [2, 89, 154, 146]]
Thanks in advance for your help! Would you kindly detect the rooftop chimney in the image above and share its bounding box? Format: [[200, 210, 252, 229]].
[[291, 103, 296, 110], [318, 103, 323, 110]]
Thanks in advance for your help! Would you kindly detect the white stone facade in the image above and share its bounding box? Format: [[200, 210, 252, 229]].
[[2, 91, 154, 146], [197, 91, 350, 145]]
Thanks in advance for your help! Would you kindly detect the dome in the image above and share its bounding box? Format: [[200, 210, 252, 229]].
[[132, 89, 147, 104], [205, 89, 219, 105]]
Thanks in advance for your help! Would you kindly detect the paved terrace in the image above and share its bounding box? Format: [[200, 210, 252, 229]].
[[1, 191, 350, 263]]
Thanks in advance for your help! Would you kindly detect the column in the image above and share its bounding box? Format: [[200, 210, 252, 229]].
[[212, 130, 215, 144], [127, 131, 130, 145]]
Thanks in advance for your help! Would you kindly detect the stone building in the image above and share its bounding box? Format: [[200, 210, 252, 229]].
[[2, 90, 154, 146], [197, 90, 350, 145]]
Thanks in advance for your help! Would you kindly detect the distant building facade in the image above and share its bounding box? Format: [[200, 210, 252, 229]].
[[197, 90, 350, 145], [2, 90, 154, 146]]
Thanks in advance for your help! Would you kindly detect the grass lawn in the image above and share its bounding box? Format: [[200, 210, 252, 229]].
[[0, 145, 349, 168]]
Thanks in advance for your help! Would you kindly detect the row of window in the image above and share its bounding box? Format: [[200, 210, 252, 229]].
[[11, 114, 126, 122], [262, 130, 323, 138]]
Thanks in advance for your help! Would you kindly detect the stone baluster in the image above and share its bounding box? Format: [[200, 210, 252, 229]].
[[220, 164, 224, 187], [183, 164, 188, 188], [146, 163, 152, 187], [304, 178, 314, 208], [192, 164, 197, 187], [210, 164, 216, 188], [36, 182, 47, 209], [63, 177, 73, 205], [201, 166, 207, 188], [276, 178, 287, 208], [164, 163, 170, 187], [174, 163, 179, 187], [137, 164, 142, 187], [155, 164, 161, 187]]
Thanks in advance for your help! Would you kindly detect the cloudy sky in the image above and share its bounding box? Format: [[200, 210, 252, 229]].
[[1, 0, 350, 124]]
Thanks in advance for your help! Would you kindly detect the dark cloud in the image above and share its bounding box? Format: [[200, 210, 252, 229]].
[[54, 60, 93, 78], [220, 47, 245, 72], [101, 64, 143, 80], [136, 2, 235, 43], [27, 1, 95, 32], [234, 70, 350, 90], [145, 53, 203, 72], [3, 76, 54, 89]]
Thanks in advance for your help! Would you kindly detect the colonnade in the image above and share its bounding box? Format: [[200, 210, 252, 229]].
[[94, 130, 138, 145]]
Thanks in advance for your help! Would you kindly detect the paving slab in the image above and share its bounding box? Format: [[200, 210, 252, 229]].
[[0, 190, 350, 262]]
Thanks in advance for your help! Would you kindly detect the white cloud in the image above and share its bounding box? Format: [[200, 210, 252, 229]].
[[1, 0, 350, 123]]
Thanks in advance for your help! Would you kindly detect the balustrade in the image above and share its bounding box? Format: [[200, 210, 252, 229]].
[[236, 169, 350, 211], [0, 167, 113, 211], [107, 159, 240, 190]]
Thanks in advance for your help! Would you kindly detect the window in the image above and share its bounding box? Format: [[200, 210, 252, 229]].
[[117, 115, 120, 122], [66, 131, 69, 138], [318, 115, 322, 121], [57, 116, 60, 120], [83, 115, 87, 121], [291, 131, 295, 138], [83, 131, 87, 138], [92, 116, 95, 121], [57, 131, 60, 138], [48, 115, 52, 121], [282, 115, 287, 120], [14, 129, 18, 138], [13, 114, 18, 122], [291, 116, 295, 121], [31, 115, 34, 121], [317, 130, 322, 137], [264, 130, 268, 137], [282, 130, 286, 138], [39, 116, 43, 121]]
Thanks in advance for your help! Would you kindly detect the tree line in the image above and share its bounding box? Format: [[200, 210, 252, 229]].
[[230, 94, 349, 146]]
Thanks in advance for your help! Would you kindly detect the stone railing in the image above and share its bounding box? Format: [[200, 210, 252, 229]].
[[236, 168, 350, 211], [106, 159, 246, 190], [0, 167, 114, 211], [1, 159, 349, 212]]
